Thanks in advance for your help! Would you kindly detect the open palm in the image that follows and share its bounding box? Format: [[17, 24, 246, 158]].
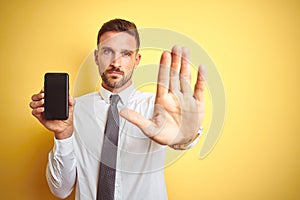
[[121, 46, 205, 146]]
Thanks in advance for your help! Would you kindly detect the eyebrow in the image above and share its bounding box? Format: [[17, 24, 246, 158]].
[[121, 49, 134, 54], [100, 46, 114, 51], [100, 46, 135, 54]]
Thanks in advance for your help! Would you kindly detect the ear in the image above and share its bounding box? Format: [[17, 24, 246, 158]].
[[134, 53, 141, 68], [94, 49, 99, 66]]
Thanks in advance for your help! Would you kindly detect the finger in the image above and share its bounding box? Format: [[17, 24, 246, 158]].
[[31, 91, 44, 101], [157, 51, 171, 97], [68, 95, 75, 114], [120, 108, 158, 138], [69, 95, 75, 107], [180, 47, 191, 95], [170, 45, 182, 91], [32, 107, 44, 117], [29, 99, 44, 109], [194, 65, 206, 101]]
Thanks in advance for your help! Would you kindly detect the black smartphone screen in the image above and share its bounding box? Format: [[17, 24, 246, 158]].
[[44, 73, 69, 120]]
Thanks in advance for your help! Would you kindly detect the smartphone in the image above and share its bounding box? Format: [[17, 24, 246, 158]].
[[44, 73, 69, 120]]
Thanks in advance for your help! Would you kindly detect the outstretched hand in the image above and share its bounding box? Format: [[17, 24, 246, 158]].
[[120, 45, 205, 146]]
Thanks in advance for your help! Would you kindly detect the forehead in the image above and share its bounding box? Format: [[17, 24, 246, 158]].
[[99, 31, 137, 50]]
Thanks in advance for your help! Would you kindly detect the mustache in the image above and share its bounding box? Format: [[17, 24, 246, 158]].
[[105, 67, 124, 74]]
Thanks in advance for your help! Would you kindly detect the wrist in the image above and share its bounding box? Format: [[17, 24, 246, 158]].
[[54, 126, 74, 140], [170, 127, 203, 150]]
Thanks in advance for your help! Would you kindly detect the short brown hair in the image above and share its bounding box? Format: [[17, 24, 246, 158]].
[[97, 18, 140, 50]]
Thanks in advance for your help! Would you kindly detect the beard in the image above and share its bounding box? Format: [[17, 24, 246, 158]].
[[101, 67, 134, 89]]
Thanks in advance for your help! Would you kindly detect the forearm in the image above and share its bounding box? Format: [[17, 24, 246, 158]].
[[46, 134, 76, 199]]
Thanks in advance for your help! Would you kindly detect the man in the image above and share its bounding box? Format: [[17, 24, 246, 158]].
[[30, 18, 205, 200]]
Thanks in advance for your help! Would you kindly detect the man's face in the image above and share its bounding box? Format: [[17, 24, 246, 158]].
[[94, 31, 141, 91]]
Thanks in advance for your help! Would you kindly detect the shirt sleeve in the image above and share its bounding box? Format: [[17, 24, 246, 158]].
[[46, 134, 77, 199]]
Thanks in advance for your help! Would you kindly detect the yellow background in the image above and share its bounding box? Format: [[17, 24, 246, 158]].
[[0, 0, 299, 199]]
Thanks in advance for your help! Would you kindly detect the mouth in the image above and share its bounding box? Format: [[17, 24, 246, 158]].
[[106, 68, 124, 76]]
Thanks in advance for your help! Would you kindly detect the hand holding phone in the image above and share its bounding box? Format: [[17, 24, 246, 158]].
[[30, 73, 75, 139]]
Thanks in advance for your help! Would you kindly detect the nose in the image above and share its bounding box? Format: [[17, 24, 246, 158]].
[[111, 53, 122, 68]]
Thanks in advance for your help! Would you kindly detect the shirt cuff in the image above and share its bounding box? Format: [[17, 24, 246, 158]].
[[183, 133, 201, 149], [53, 134, 74, 157], [170, 127, 203, 150]]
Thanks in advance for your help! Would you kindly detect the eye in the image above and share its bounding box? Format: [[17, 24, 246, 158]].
[[102, 48, 113, 55], [121, 51, 132, 57]]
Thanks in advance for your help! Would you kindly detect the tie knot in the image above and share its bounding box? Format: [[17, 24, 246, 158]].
[[110, 95, 120, 105]]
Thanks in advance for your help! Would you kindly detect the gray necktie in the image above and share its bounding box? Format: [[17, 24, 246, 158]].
[[97, 95, 120, 200]]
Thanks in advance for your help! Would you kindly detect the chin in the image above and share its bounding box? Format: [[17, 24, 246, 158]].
[[107, 80, 122, 89]]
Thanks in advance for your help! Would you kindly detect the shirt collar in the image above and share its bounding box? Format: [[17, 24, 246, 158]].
[[99, 83, 135, 105]]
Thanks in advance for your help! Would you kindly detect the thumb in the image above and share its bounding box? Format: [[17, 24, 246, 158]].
[[69, 95, 75, 112], [120, 108, 157, 138]]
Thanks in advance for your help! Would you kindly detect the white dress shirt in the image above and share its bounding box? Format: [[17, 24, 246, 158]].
[[46, 84, 168, 200]]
